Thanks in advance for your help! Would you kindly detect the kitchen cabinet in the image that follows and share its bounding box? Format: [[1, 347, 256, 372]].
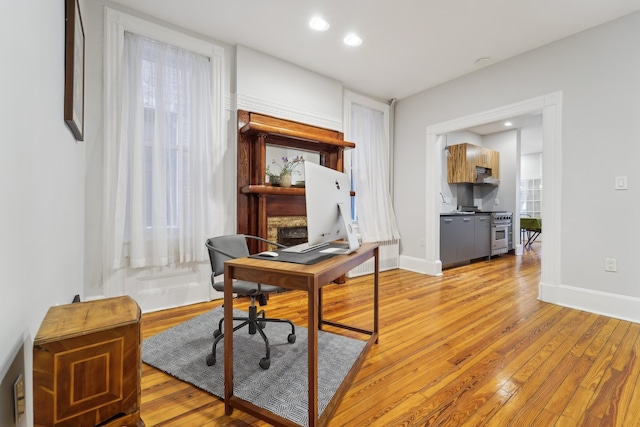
[[440, 215, 474, 265], [474, 215, 491, 259], [440, 217, 458, 266], [447, 143, 500, 184], [440, 214, 491, 266]]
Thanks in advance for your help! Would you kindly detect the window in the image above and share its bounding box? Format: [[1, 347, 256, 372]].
[[520, 178, 542, 218], [344, 92, 400, 242], [137, 39, 189, 231], [104, 10, 225, 269]]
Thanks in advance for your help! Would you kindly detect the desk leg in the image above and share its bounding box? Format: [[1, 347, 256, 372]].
[[308, 279, 319, 425], [318, 287, 323, 331], [223, 265, 234, 415], [374, 246, 379, 343]]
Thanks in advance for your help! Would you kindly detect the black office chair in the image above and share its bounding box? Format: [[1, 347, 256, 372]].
[[205, 234, 296, 370]]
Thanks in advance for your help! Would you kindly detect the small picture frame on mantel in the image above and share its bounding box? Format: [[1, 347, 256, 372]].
[[64, 0, 85, 141]]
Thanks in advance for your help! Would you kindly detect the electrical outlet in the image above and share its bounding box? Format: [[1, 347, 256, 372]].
[[1, 342, 25, 427], [419, 238, 425, 247], [615, 176, 628, 190], [14, 374, 25, 424], [605, 258, 617, 272], [495, 198, 500, 205]]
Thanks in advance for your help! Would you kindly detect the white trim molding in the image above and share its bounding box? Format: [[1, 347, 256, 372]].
[[422, 92, 563, 289], [540, 283, 640, 324], [236, 91, 342, 131]]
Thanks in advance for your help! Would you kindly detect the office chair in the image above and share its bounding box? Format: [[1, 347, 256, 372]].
[[205, 234, 296, 370]]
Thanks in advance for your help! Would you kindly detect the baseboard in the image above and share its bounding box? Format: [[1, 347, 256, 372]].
[[399, 255, 442, 276], [539, 282, 640, 324]]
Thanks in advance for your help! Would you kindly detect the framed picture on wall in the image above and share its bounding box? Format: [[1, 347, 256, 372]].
[[64, 0, 85, 141]]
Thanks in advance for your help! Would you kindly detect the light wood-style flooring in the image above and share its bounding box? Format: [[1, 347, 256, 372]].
[[140, 244, 640, 426]]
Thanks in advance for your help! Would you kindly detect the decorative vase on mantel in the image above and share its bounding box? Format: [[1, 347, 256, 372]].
[[279, 173, 292, 188]]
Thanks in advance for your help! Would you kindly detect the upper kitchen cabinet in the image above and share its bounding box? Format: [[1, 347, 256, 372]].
[[447, 143, 500, 184]]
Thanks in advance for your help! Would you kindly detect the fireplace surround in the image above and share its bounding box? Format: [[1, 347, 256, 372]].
[[236, 110, 355, 254]]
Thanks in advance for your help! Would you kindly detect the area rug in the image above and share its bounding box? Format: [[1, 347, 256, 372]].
[[141, 307, 366, 426]]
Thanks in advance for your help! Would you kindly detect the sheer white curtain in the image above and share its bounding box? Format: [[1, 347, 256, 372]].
[[351, 103, 400, 242], [107, 32, 223, 269]]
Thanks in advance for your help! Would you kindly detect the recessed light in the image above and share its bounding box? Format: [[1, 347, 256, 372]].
[[309, 16, 330, 32], [343, 33, 363, 47], [504, 121, 513, 127]]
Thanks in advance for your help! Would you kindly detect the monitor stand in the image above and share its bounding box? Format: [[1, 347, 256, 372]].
[[319, 203, 360, 255]]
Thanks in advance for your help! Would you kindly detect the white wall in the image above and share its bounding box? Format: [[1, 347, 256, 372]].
[[237, 45, 344, 131], [482, 130, 518, 215], [521, 153, 542, 180], [395, 11, 640, 321], [1, 1, 86, 424]]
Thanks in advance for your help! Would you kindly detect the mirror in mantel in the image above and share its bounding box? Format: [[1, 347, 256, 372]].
[[265, 145, 320, 187]]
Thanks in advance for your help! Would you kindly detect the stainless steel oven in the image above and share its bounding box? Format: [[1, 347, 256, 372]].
[[491, 212, 512, 255]]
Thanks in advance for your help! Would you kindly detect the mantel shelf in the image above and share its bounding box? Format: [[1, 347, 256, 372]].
[[240, 120, 355, 149], [241, 185, 355, 197], [240, 185, 305, 195]]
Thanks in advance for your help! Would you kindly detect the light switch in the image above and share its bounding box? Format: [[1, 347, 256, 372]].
[[615, 176, 628, 190]]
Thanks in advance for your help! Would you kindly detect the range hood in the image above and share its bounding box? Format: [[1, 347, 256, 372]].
[[475, 166, 500, 186]]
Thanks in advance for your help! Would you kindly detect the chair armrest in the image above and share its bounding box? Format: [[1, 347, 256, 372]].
[[245, 235, 287, 249], [205, 241, 236, 260]]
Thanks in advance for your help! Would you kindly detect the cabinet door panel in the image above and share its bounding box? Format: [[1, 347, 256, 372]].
[[474, 216, 491, 258], [484, 147, 500, 179], [457, 217, 475, 261], [440, 217, 457, 265], [447, 143, 500, 183]]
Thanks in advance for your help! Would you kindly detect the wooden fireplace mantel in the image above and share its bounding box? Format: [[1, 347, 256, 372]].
[[239, 115, 355, 150], [237, 110, 355, 252]]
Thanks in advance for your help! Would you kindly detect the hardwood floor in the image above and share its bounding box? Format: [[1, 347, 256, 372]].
[[140, 244, 640, 426]]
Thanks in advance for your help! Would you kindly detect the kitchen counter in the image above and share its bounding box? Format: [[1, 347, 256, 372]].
[[440, 212, 491, 216]]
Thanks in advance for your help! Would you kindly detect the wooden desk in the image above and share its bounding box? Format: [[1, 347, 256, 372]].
[[223, 243, 379, 427]]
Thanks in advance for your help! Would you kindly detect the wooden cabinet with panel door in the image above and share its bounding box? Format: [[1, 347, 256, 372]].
[[447, 143, 500, 184]]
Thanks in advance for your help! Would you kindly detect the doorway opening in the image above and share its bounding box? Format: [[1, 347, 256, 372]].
[[424, 92, 562, 297]]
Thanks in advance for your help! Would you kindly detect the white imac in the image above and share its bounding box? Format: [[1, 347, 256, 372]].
[[303, 161, 360, 255]]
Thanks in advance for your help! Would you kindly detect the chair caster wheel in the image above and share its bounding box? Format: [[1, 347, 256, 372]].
[[206, 354, 216, 366], [288, 333, 296, 344], [259, 321, 267, 329], [213, 330, 222, 338], [259, 357, 270, 370]]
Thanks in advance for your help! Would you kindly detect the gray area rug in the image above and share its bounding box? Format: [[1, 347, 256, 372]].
[[142, 306, 366, 426]]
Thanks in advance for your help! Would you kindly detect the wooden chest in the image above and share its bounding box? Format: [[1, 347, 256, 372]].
[[33, 296, 144, 427]]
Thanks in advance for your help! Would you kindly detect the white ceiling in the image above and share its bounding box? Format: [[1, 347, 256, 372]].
[[466, 112, 544, 154], [110, 0, 640, 100]]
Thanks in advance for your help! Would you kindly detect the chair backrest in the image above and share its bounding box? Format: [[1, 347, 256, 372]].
[[205, 234, 251, 276]]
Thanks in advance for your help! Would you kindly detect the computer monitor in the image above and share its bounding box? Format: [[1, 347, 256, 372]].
[[304, 162, 360, 254]]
